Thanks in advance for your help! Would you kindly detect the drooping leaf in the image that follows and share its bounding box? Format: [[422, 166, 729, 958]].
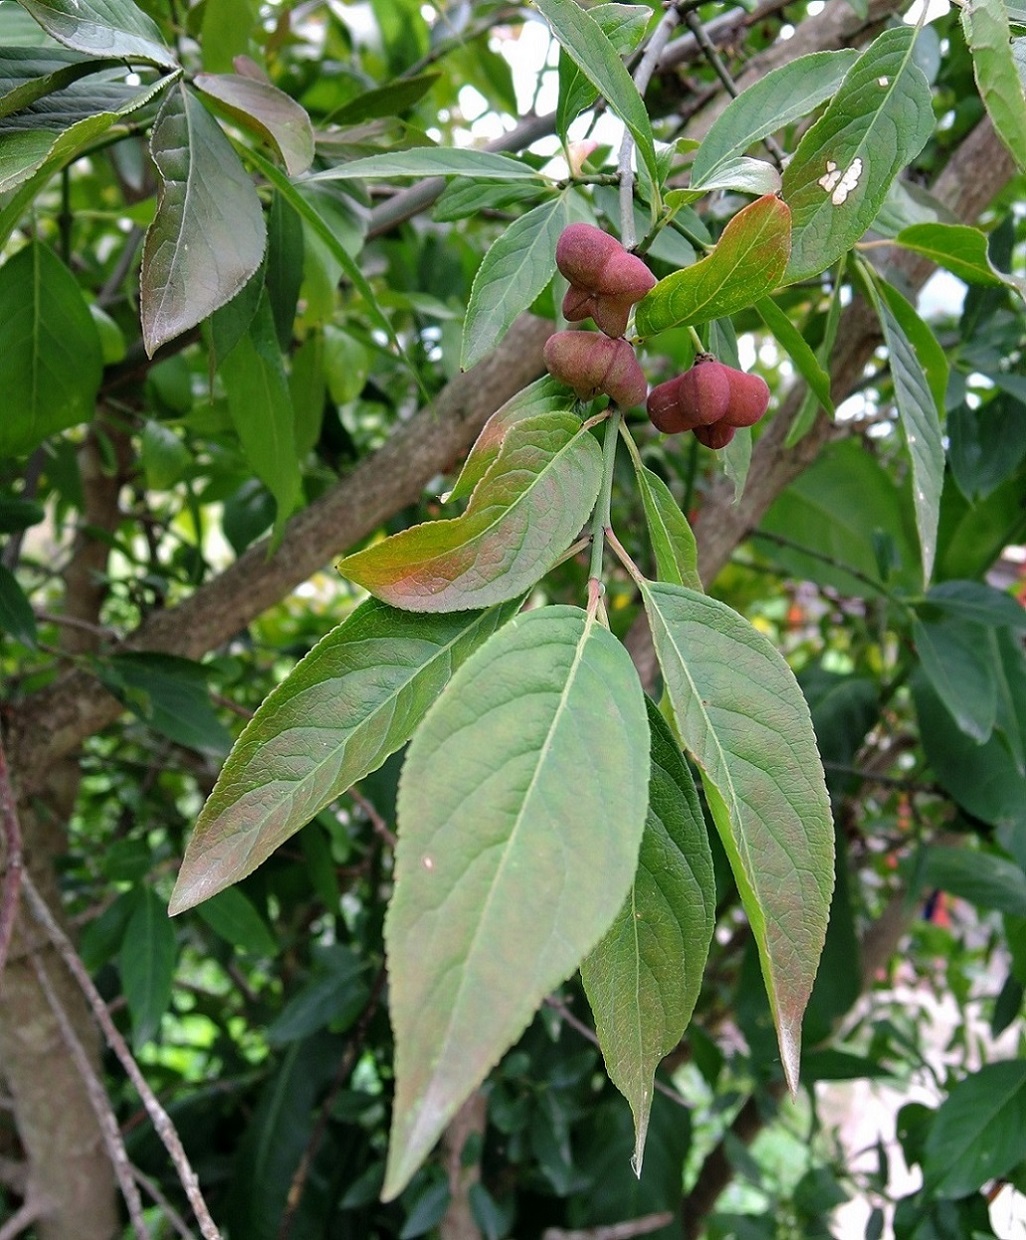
[[169, 599, 520, 913], [219, 294, 302, 540], [195, 887, 278, 955], [193, 72, 314, 175], [444, 375, 570, 505], [0, 242, 102, 455], [556, 2, 650, 141], [640, 581, 834, 1093], [304, 148, 544, 183], [912, 615, 998, 744], [383, 604, 649, 1198], [754, 296, 834, 415], [338, 412, 603, 612], [865, 276, 945, 584], [634, 464, 701, 591], [915, 846, 1026, 919], [894, 221, 1019, 289], [782, 26, 934, 283], [140, 81, 266, 355], [534, 0, 659, 187], [265, 946, 368, 1043], [0, 45, 119, 119], [0, 564, 37, 647], [874, 276, 949, 415], [120, 888, 177, 1048], [925, 579, 1026, 631], [948, 397, 1026, 501], [461, 195, 570, 370], [99, 652, 233, 754], [691, 49, 859, 185], [265, 190, 304, 350], [923, 1061, 1026, 1197], [17, 0, 178, 67], [962, 0, 1026, 171], [326, 70, 440, 125], [635, 195, 791, 337], [581, 699, 714, 1174]]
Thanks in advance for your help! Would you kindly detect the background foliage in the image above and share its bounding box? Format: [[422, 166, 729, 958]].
[[1, 0, 1026, 1237]]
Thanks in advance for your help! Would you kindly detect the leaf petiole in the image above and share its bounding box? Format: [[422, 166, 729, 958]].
[[588, 407, 622, 586]]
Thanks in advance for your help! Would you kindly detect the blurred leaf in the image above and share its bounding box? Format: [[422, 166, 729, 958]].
[[948, 397, 1026, 501], [782, 27, 934, 282], [384, 605, 649, 1198], [582, 700, 715, 1173], [636, 196, 791, 337], [691, 49, 858, 185], [754, 296, 834, 415], [339, 412, 603, 612], [461, 195, 570, 370], [170, 599, 520, 913], [535, 0, 658, 186], [120, 888, 177, 1048], [0, 564, 37, 647], [141, 81, 266, 355], [327, 71, 439, 124], [963, 0, 1026, 170], [0, 242, 102, 455], [923, 1060, 1026, 1196], [193, 72, 314, 175], [196, 887, 278, 955], [0, 496, 44, 533], [915, 846, 1026, 918], [912, 615, 997, 743], [635, 464, 701, 591], [140, 420, 190, 489], [100, 652, 232, 754], [895, 222, 1017, 288], [641, 581, 834, 1093], [266, 946, 368, 1043], [17, 0, 177, 67]]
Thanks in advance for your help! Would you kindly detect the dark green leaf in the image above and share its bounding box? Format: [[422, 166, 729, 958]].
[[581, 700, 715, 1173], [304, 148, 543, 182], [266, 946, 368, 1043], [634, 463, 701, 591], [266, 191, 304, 350], [0, 242, 102, 455], [923, 1060, 1026, 1197], [195, 887, 278, 955], [948, 397, 1026, 501], [636, 196, 791, 337], [915, 846, 1026, 918], [327, 71, 439, 124], [141, 81, 266, 355], [782, 27, 934, 282], [120, 888, 177, 1048], [914, 615, 997, 743], [0, 563, 37, 647], [384, 605, 649, 1198], [170, 599, 520, 913], [691, 49, 859, 186], [0, 496, 44, 533], [461, 195, 570, 369], [754, 296, 834, 415], [100, 652, 232, 754], [535, 0, 659, 187], [339, 412, 603, 612], [641, 581, 834, 1093], [17, 0, 177, 67], [193, 72, 314, 176]]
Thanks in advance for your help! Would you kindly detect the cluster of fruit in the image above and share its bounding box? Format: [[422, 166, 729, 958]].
[[541, 224, 770, 449]]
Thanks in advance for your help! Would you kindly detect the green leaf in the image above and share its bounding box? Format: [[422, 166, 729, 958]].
[[169, 599, 519, 913], [195, 887, 278, 955], [219, 294, 302, 539], [383, 604, 649, 1199], [925, 580, 1026, 631], [635, 195, 791, 337], [193, 72, 314, 176], [0, 564, 37, 647], [963, 0, 1026, 171], [433, 178, 547, 223], [556, 2, 651, 140], [916, 846, 1026, 918], [865, 276, 945, 585], [949, 397, 1026, 501], [326, 70, 439, 125], [923, 1061, 1026, 1197], [140, 81, 266, 355], [874, 277, 948, 415], [0, 45, 119, 119], [781, 26, 934, 283], [894, 222, 1018, 289], [266, 946, 368, 1043], [634, 463, 701, 591], [0, 242, 102, 455], [640, 581, 834, 1093], [338, 412, 603, 612], [120, 888, 177, 1048], [444, 375, 570, 506], [534, 0, 659, 188], [754, 296, 834, 415], [581, 700, 714, 1174], [266, 191, 304, 350], [17, 0, 177, 67], [461, 196, 570, 370], [99, 652, 232, 754], [667, 156, 780, 209], [304, 148, 543, 183], [691, 49, 859, 186], [912, 616, 998, 744]]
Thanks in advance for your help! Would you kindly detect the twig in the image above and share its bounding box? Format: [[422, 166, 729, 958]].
[[542, 1212, 675, 1240], [19, 871, 222, 1240], [349, 788, 397, 849], [134, 1166, 198, 1240], [29, 953, 152, 1240], [0, 1198, 44, 1240], [0, 733, 24, 983]]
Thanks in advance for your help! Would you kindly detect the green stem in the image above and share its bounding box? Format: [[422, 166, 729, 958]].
[[686, 324, 705, 354], [588, 409, 622, 587]]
